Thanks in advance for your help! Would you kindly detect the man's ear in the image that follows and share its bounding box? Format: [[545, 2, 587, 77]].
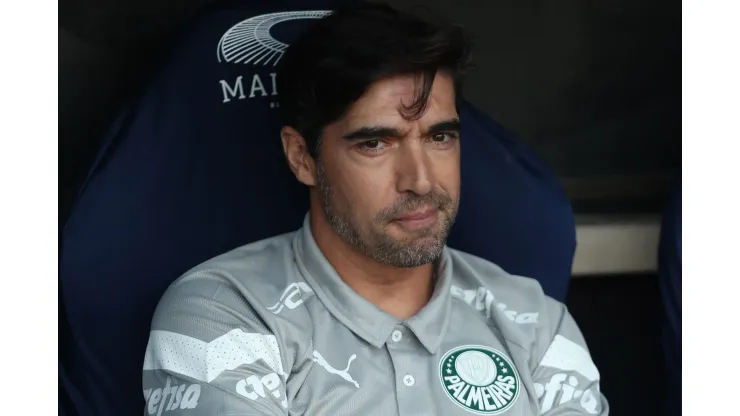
[[281, 126, 317, 187]]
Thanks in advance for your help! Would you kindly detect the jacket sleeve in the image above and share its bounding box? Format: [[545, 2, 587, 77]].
[[141, 269, 308, 416], [531, 300, 609, 415]]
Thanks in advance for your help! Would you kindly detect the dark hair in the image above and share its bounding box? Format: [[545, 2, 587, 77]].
[[277, 1, 473, 157]]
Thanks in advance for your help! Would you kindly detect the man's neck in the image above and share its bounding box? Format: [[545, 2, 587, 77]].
[[309, 209, 435, 321]]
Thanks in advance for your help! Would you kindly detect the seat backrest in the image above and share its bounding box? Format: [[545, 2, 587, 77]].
[[59, 1, 575, 415], [658, 179, 681, 415]]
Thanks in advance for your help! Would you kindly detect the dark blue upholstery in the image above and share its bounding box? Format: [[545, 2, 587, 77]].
[[658, 180, 681, 415], [59, 1, 575, 414]]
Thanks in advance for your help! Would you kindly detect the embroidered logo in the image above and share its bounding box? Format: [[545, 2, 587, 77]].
[[440, 345, 520, 414]]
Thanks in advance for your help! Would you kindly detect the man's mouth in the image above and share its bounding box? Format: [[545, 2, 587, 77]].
[[392, 207, 438, 229]]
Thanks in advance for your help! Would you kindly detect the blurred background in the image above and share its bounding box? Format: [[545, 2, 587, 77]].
[[60, 0, 680, 215]]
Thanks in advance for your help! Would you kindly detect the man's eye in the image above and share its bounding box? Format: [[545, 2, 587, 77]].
[[432, 132, 458, 143], [358, 139, 386, 152]]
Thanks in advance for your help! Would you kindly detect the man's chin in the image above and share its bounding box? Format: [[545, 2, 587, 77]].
[[395, 235, 445, 257], [388, 240, 444, 268]]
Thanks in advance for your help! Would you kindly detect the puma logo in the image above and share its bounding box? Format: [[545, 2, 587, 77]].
[[311, 350, 360, 388]]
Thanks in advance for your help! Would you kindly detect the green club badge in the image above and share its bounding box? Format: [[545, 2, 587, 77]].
[[439, 345, 520, 414]]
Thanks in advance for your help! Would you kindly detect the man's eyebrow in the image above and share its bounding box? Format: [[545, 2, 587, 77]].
[[341, 118, 461, 141], [426, 119, 461, 136], [342, 126, 404, 141]]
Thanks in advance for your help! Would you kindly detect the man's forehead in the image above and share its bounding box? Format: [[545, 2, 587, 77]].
[[346, 73, 455, 114], [340, 74, 458, 130]]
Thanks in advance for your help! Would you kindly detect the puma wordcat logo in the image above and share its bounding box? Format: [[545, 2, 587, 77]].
[[312, 350, 360, 388]]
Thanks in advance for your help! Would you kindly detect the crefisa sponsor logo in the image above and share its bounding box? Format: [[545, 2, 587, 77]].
[[217, 11, 330, 105], [144, 377, 201, 415], [534, 373, 600, 414]]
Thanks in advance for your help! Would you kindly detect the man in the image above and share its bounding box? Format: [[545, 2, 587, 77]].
[[142, 3, 606, 415]]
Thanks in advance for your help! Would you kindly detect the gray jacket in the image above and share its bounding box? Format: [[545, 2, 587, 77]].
[[143, 216, 608, 415]]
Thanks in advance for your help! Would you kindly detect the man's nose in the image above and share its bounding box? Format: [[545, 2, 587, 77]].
[[395, 140, 434, 196]]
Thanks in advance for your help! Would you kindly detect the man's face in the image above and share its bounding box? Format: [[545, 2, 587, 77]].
[[315, 72, 461, 268]]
